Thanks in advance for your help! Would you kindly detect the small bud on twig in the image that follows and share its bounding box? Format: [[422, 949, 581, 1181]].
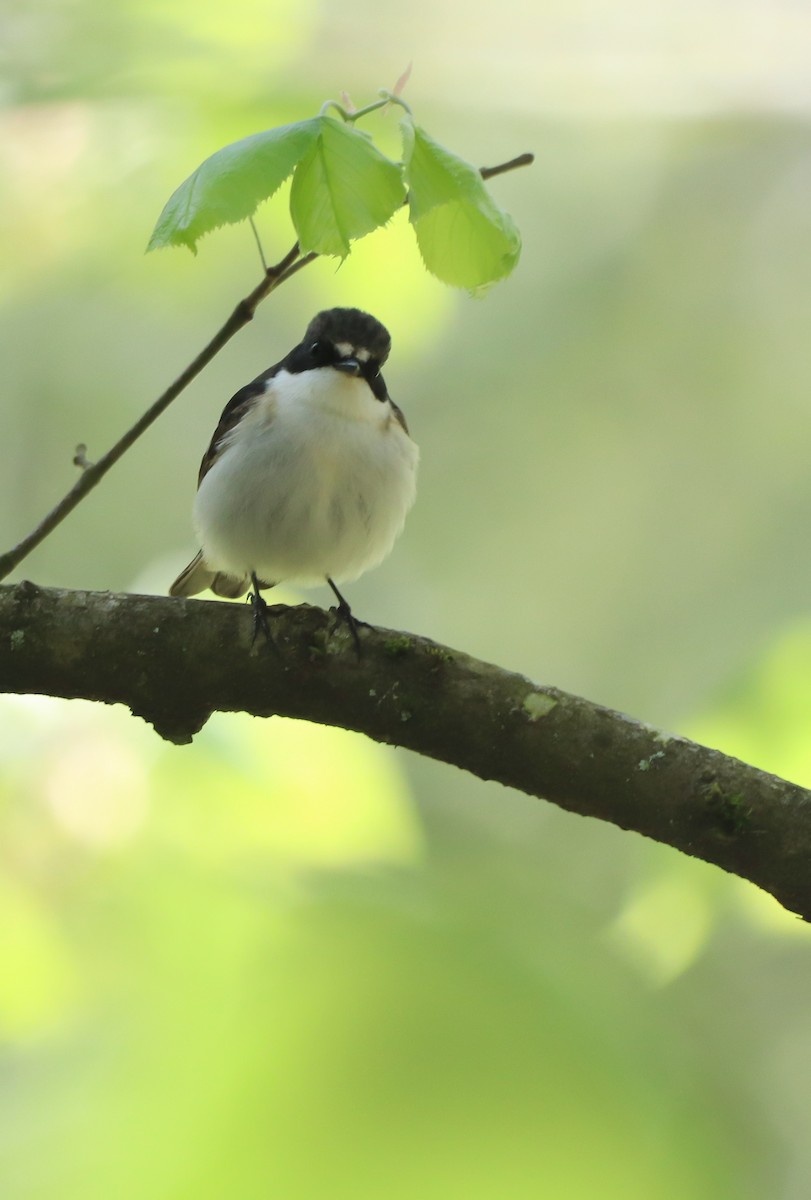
[[73, 444, 94, 471]]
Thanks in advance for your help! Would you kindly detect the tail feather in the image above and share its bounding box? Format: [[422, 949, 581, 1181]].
[[169, 550, 248, 599], [211, 571, 250, 599]]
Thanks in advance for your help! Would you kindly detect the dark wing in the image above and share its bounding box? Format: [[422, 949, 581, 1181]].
[[196, 360, 284, 486], [389, 399, 409, 435], [371, 369, 410, 435]]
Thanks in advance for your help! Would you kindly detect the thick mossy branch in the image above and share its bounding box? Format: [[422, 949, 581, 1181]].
[[2, 581, 811, 921]]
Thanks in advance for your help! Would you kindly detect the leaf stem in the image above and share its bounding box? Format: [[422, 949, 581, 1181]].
[[318, 99, 348, 119], [249, 217, 269, 273], [319, 96, 393, 123], [376, 89, 413, 116]]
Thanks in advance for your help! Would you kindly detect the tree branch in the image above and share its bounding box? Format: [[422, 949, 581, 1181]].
[[3, 581, 810, 922], [0, 153, 534, 584]]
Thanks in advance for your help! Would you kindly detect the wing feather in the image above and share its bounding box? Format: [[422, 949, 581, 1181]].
[[196, 360, 284, 485]]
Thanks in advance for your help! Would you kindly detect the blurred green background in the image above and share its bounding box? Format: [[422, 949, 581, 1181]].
[[2, 1, 811, 1195]]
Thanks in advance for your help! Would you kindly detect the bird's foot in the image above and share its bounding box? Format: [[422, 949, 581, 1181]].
[[248, 573, 277, 651], [326, 577, 362, 657]]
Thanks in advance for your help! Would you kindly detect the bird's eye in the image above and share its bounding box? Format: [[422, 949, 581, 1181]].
[[309, 340, 335, 365]]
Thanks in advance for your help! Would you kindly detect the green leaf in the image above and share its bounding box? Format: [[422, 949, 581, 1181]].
[[147, 119, 321, 253], [289, 116, 406, 259], [401, 120, 522, 292]]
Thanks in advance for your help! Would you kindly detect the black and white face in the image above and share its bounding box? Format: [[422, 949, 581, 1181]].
[[303, 307, 390, 361], [289, 308, 392, 401]]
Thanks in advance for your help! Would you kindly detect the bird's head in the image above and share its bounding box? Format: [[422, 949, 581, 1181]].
[[290, 308, 391, 381]]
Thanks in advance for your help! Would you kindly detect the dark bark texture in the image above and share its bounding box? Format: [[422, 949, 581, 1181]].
[[2, 581, 810, 920]]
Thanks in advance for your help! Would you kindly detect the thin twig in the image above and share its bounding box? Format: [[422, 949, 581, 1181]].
[[0, 240, 301, 581], [480, 153, 535, 180], [274, 250, 319, 287], [0, 153, 533, 583]]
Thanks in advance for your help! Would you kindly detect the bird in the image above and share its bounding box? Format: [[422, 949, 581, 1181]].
[[170, 307, 419, 647]]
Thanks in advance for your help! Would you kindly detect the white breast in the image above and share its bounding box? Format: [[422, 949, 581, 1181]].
[[193, 367, 419, 587]]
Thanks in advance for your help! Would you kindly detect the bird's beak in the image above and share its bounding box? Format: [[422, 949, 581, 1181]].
[[333, 356, 361, 376]]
